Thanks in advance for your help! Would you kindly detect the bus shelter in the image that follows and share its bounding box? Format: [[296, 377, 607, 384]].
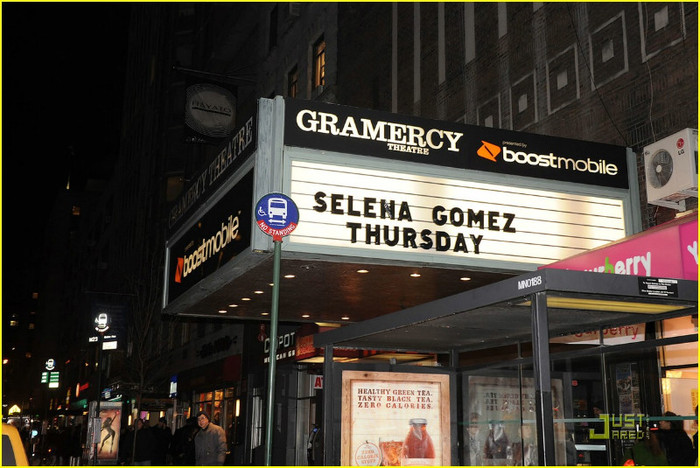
[[314, 268, 698, 466]]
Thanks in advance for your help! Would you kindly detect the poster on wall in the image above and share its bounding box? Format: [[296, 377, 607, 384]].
[[341, 371, 451, 466], [465, 376, 567, 466]]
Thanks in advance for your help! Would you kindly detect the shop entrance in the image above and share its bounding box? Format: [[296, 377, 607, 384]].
[[315, 269, 697, 466]]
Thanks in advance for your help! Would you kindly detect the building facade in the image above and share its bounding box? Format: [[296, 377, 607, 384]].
[[22, 3, 696, 466]]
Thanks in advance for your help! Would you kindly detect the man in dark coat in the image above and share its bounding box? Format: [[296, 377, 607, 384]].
[[120, 418, 155, 465], [194, 411, 227, 465], [171, 417, 198, 466], [151, 417, 172, 465]]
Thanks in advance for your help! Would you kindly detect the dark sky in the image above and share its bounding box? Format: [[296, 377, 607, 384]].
[[3, 3, 130, 294]]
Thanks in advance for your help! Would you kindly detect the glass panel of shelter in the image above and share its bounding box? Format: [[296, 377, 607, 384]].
[[456, 313, 697, 466]]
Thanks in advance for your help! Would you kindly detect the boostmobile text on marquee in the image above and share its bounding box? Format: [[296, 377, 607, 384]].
[[294, 109, 620, 176], [175, 213, 240, 283], [285, 99, 628, 189]]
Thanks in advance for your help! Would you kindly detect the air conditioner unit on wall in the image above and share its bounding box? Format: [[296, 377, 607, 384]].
[[643, 128, 698, 211]]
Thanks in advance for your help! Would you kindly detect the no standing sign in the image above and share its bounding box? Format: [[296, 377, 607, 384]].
[[255, 193, 299, 241]]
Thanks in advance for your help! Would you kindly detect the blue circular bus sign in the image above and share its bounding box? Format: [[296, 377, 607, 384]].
[[255, 193, 299, 241]]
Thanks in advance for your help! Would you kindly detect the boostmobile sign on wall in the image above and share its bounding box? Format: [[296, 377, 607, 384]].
[[282, 99, 632, 267]]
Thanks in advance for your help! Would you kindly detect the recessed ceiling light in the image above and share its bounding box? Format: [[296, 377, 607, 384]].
[[357, 269, 369, 274], [261, 312, 269, 316], [410, 273, 421, 278], [218, 310, 227, 314], [302, 314, 310, 318], [284, 274, 296, 279], [341, 316, 350, 320], [241, 297, 251, 301], [254, 290, 264, 294], [228, 304, 238, 308], [269, 283, 275, 287], [460, 277, 472, 281]]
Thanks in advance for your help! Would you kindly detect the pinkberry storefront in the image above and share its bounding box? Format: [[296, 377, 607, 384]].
[[545, 212, 697, 281], [543, 212, 697, 465]]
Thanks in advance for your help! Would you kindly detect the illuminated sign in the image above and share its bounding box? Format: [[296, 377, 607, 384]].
[[284, 99, 628, 188], [341, 371, 451, 466], [169, 376, 178, 398], [42, 371, 60, 388], [167, 170, 253, 304], [289, 160, 627, 266]]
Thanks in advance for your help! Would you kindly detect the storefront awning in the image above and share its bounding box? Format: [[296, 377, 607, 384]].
[[314, 269, 697, 354]]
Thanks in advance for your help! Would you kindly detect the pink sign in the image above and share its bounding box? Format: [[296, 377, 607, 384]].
[[543, 214, 697, 280]]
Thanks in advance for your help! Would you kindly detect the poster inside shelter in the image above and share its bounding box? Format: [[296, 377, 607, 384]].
[[342, 371, 450, 466], [465, 375, 566, 466]]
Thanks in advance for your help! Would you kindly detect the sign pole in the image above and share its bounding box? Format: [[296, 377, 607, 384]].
[[254, 192, 299, 467], [264, 240, 282, 466]]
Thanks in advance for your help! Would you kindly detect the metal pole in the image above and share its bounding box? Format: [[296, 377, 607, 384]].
[[264, 240, 282, 465], [531, 291, 555, 465], [93, 333, 103, 465]]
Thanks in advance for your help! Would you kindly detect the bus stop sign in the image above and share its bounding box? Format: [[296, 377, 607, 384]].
[[255, 193, 299, 241]]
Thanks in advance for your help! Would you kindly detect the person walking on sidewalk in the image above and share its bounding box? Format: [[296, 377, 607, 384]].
[[194, 411, 226, 466]]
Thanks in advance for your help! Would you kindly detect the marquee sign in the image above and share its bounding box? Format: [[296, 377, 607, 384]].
[[167, 170, 254, 303], [284, 99, 628, 189], [288, 160, 627, 266], [169, 114, 257, 233]]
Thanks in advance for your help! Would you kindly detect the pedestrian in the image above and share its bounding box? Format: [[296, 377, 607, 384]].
[[656, 411, 695, 465], [171, 417, 198, 465], [624, 426, 668, 466], [194, 411, 227, 465], [120, 418, 155, 465], [151, 417, 172, 465]]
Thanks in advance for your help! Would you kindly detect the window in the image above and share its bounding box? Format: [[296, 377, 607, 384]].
[[288, 66, 298, 98], [313, 36, 326, 88]]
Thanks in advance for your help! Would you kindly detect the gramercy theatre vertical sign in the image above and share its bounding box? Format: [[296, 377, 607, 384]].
[[283, 98, 628, 189]]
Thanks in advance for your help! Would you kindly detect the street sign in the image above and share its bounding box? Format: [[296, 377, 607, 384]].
[[255, 193, 299, 241]]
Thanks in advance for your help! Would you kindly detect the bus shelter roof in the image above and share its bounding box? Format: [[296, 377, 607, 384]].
[[314, 269, 698, 354]]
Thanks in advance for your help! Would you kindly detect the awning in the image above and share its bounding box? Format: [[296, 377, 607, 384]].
[[313, 269, 697, 354]]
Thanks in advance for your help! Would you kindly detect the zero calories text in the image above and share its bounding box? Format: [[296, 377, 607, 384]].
[[313, 192, 516, 254]]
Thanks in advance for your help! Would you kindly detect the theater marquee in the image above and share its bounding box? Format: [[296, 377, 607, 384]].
[[278, 98, 636, 270], [287, 159, 627, 267]]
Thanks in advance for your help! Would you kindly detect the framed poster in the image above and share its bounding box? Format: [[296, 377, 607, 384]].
[[87, 401, 122, 464], [341, 370, 451, 466]]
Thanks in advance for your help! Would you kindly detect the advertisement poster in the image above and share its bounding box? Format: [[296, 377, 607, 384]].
[[466, 376, 567, 466], [614, 364, 641, 415], [87, 401, 122, 464], [341, 371, 450, 466]]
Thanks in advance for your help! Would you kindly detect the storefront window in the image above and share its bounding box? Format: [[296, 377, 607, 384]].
[[549, 319, 697, 466], [194, 388, 237, 436], [251, 387, 264, 449]]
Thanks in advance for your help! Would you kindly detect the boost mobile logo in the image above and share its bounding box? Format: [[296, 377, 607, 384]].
[[174, 214, 241, 284], [476, 140, 619, 176], [477, 141, 501, 161]]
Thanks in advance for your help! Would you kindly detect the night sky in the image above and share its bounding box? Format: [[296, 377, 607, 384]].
[[2, 3, 130, 296]]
